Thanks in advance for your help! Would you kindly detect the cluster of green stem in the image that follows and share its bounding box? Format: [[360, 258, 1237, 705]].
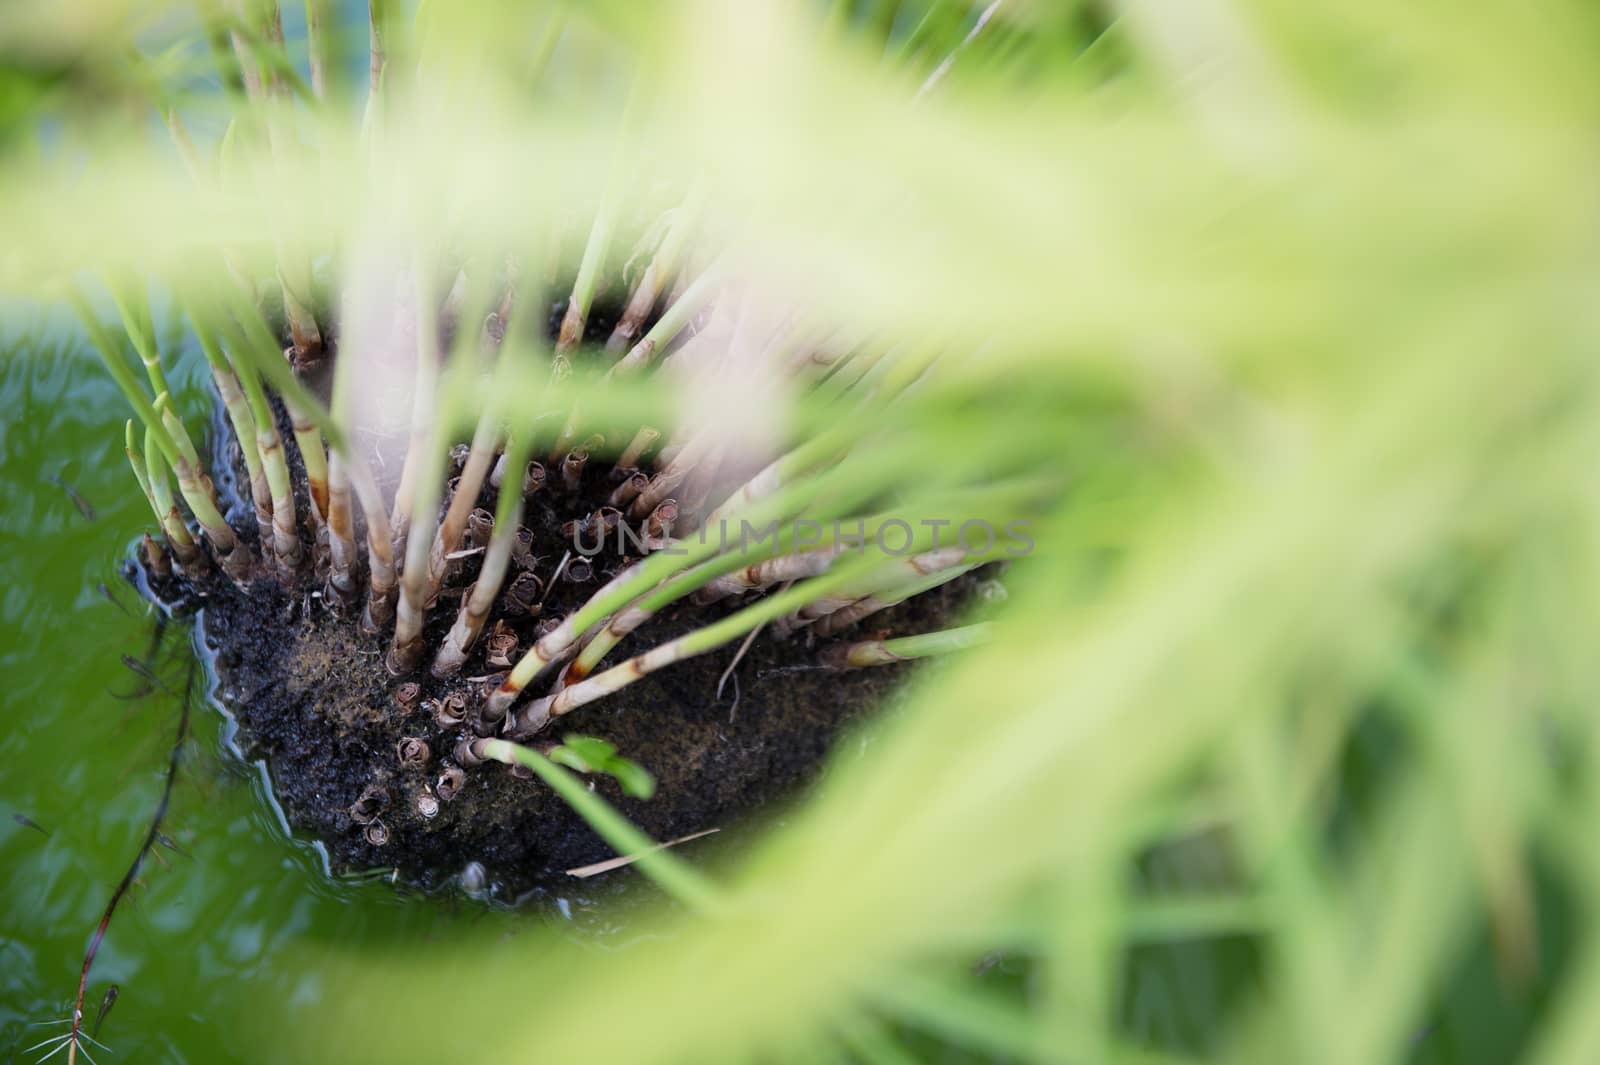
[[87, 0, 1042, 789]]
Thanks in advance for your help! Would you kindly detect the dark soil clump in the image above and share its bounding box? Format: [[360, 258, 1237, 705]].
[[194, 571, 965, 900]]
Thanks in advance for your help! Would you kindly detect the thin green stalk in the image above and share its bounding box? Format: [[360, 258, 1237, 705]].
[[809, 558, 981, 638], [141, 424, 204, 572], [325, 450, 359, 608], [475, 740, 720, 912], [124, 420, 162, 523], [432, 429, 532, 677], [610, 265, 719, 376], [554, 78, 642, 360], [105, 280, 168, 395], [284, 394, 329, 523], [565, 459, 934, 684], [821, 622, 994, 670], [485, 437, 921, 722], [228, 0, 323, 362], [225, 320, 304, 574], [153, 393, 250, 580], [190, 307, 275, 550], [517, 551, 897, 734], [195, 0, 246, 97], [349, 453, 398, 632], [606, 181, 707, 353], [74, 295, 172, 464], [425, 411, 499, 605], [227, 291, 345, 449], [102, 282, 206, 476]]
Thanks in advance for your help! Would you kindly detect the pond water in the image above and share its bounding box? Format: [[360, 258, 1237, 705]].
[[0, 319, 612, 1063]]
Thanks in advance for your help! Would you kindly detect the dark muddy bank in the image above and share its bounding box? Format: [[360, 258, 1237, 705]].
[[190, 568, 967, 900]]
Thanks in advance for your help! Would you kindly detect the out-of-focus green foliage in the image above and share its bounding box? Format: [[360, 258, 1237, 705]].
[[7, 1, 1600, 1063]]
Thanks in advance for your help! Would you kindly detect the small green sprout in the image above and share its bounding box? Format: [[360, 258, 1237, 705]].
[[548, 735, 657, 800]]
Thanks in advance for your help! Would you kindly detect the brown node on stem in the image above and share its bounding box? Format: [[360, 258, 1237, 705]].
[[504, 571, 544, 615], [349, 785, 389, 825], [646, 499, 678, 540], [609, 470, 649, 509], [364, 820, 390, 847], [396, 736, 430, 768], [393, 681, 422, 711], [415, 789, 441, 820], [436, 766, 466, 803], [431, 693, 468, 729], [485, 622, 519, 670], [142, 532, 172, 580], [454, 736, 492, 767], [523, 461, 548, 497], [511, 526, 537, 570], [560, 448, 589, 493], [465, 508, 495, 550]]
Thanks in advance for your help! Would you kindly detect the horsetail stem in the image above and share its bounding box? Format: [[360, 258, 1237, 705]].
[[820, 622, 994, 670], [809, 557, 981, 638], [74, 289, 210, 487], [425, 414, 500, 608], [234, 0, 323, 363], [616, 426, 660, 471], [432, 429, 532, 678], [609, 470, 650, 509], [606, 182, 706, 354], [561, 479, 942, 685], [486, 441, 927, 720], [225, 292, 343, 440], [388, 419, 447, 669], [124, 420, 162, 521], [611, 266, 718, 376], [689, 542, 851, 606], [365, 0, 389, 131], [189, 306, 275, 550], [226, 323, 304, 574], [325, 450, 360, 609], [143, 531, 173, 579], [106, 280, 168, 398], [156, 393, 252, 581], [283, 390, 329, 522], [143, 424, 205, 573], [518, 551, 897, 735], [554, 77, 641, 360]]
